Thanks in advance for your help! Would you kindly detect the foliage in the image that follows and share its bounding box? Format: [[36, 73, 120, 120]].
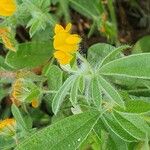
[[0, 0, 150, 150]]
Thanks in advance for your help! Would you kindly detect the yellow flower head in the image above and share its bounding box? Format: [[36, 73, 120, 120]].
[[53, 23, 81, 65], [0, 119, 15, 131], [11, 78, 40, 108], [0, 28, 16, 51], [31, 99, 39, 108], [54, 51, 73, 65], [0, 0, 17, 16], [12, 79, 24, 101]]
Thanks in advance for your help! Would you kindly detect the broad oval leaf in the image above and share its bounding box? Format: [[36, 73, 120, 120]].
[[15, 111, 100, 150], [100, 53, 150, 79], [43, 64, 63, 90], [100, 45, 131, 66], [6, 41, 53, 69], [88, 43, 115, 68], [133, 35, 150, 53]]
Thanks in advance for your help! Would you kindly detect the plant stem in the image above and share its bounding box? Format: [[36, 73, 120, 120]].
[[77, 52, 94, 75]]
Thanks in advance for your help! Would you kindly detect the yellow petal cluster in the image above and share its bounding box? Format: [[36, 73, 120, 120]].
[[12, 79, 24, 101], [11, 79, 39, 108], [0, 28, 16, 51], [0, 119, 15, 131], [53, 23, 81, 65], [31, 99, 39, 108], [0, 0, 17, 16]]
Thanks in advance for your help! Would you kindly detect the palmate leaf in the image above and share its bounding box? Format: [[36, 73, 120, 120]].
[[15, 111, 100, 150], [99, 53, 150, 79]]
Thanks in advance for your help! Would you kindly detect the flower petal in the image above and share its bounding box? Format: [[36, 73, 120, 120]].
[[31, 99, 39, 108], [54, 32, 69, 49], [66, 34, 81, 44], [65, 23, 72, 32], [0, 0, 16, 16], [56, 44, 79, 53], [54, 24, 65, 34], [54, 51, 73, 65]]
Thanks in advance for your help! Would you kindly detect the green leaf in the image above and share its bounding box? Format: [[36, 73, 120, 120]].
[[87, 43, 115, 68], [102, 113, 136, 142], [101, 45, 131, 66], [100, 53, 150, 79], [70, 76, 80, 106], [43, 65, 63, 90], [27, 18, 47, 37], [15, 111, 100, 150], [6, 41, 53, 69], [11, 104, 28, 131], [79, 76, 85, 94], [136, 139, 150, 150], [98, 76, 125, 108], [91, 76, 102, 109], [0, 136, 15, 150], [113, 111, 150, 140], [59, 0, 71, 22], [106, 130, 128, 150], [43, 65, 63, 112], [69, 0, 100, 20], [116, 99, 150, 114], [52, 75, 77, 115], [133, 35, 150, 53], [0, 56, 12, 70]]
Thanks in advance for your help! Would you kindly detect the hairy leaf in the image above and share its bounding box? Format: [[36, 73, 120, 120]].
[[15, 111, 100, 150], [100, 53, 150, 79]]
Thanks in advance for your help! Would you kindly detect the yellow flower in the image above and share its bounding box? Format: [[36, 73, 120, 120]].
[[53, 23, 81, 65], [12, 79, 24, 101], [0, 119, 15, 131], [0, 118, 16, 137], [0, 28, 16, 51], [11, 78, 40, 108], [31, 99, 39, 108], [0, 0, 17, 16], [54, 51, 73, 65]]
